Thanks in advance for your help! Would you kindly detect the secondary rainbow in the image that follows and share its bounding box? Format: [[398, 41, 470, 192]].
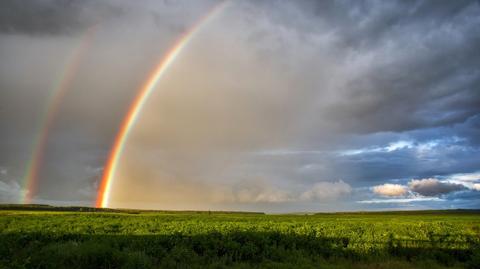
[[96, 2, 228, 208], [22, 26, 97, 204]]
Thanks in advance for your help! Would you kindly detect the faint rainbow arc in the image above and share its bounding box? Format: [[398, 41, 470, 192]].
[[96, 2, 228, 208], [22, 26, 97, 204]]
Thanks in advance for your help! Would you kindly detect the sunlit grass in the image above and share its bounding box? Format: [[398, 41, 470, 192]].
[[1, 207, 479, 268]]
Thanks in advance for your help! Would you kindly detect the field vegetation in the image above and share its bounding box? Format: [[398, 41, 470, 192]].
[[0, 205, 479, 268]]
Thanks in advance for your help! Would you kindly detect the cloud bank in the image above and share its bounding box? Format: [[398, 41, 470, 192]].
[[300, 180, 352, 201], [372, 177, 473, 200]]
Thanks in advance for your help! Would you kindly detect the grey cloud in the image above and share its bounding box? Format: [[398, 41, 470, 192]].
[[408, 178, 467, 196], [299, 180, 352, 201], [0, 0, 222, 36], [0, 0, 124, 35], [456, 115, 480, 146], [217, 180, 352, 204], [77, 166, 102, 199], [256, 0, 480, 135], [227, 181, 293, 203]]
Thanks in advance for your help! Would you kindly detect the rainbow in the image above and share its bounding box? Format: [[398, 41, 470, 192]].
[[22, 26, 97, 204], [96, 2, 228, 208]]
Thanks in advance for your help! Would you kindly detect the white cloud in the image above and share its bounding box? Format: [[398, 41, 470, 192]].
[[372, 184, 408, 197], [473, 184, 480, 191], [300, 180, 351, 201], [0, 180, 25, 203], [358, 197, 444, 204], [448, 172, 480, 182], [339, 137, 466, 157], [339, 140, 413, 156], [385, 141, 414, 152]]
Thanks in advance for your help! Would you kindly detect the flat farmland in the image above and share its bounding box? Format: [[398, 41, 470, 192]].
[[1, 208, 479, 268]]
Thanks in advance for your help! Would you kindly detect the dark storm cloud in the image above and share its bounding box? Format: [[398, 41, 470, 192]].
[[325, 5, 480, 134], [300, 0, 476, 48], [248, 0, 480, 136], [0, 0, 124, 35]]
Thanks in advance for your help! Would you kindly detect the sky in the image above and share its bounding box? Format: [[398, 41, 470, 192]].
[[0, 0, 479, 212]]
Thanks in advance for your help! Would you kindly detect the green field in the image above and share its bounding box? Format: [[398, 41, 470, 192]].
[[1, 206, 479, 268]]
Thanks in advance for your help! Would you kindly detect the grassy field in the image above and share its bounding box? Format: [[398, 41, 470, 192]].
[[0, 206, 479, 268]]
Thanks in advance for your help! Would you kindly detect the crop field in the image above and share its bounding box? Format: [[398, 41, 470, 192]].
[[0, 207, 479, 268]]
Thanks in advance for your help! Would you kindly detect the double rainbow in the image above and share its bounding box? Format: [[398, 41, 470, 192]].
[[22, 26, 97, 204], [96, 2, 228, 208]]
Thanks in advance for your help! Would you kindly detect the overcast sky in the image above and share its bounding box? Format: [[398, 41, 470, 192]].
[[0, 0, 479, 212]]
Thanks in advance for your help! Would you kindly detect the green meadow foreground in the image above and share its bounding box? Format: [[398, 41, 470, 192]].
[[0, 206, 479, 268]]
